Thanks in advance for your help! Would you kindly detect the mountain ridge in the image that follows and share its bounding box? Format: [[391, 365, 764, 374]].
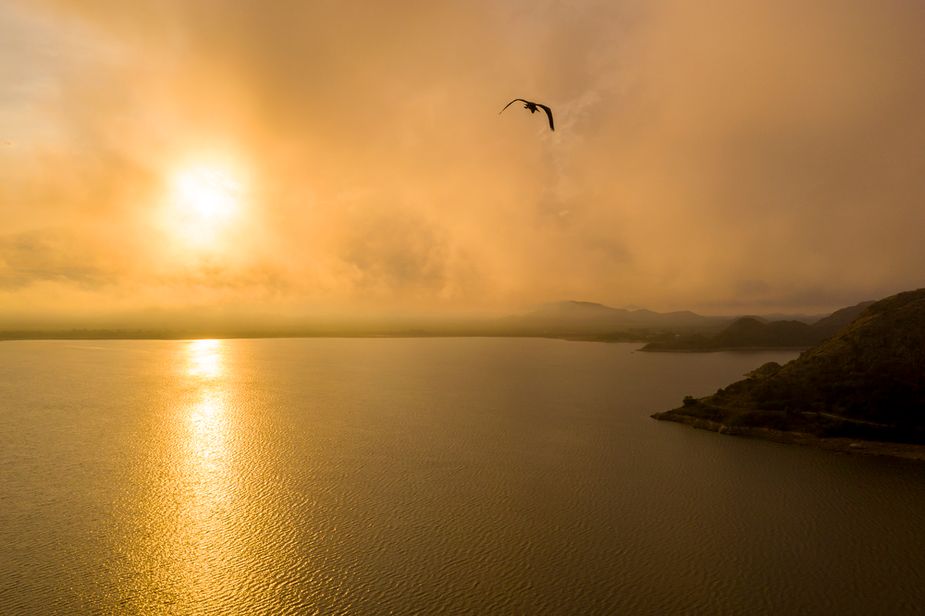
[[641, 300, 873, 351]]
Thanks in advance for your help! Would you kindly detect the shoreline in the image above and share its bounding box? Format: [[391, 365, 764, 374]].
[[639, 345, 810, 353], [651, 410, 925, 462]]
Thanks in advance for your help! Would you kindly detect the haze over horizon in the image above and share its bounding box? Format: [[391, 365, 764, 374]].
[[3, 0, 924, 328]]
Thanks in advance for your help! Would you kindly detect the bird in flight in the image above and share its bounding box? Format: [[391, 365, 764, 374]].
[[499, 99, 554, 131]]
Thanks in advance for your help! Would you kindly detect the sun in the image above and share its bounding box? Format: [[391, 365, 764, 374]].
[[172, 164, 240, 224], [166, 161, 246, 251]]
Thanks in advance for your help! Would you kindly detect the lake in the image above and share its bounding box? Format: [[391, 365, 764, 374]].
[[1, 338, 924, 614]]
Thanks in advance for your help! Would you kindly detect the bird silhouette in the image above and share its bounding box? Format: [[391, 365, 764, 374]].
[[499, 99, 554, 131]]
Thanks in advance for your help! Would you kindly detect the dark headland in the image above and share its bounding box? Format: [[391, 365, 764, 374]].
[[652, 288, 925, 461]]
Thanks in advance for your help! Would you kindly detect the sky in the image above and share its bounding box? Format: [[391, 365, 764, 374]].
[[2, 0, 924, 327]]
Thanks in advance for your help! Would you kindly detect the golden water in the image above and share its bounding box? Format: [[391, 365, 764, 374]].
[[1, 339, 924, 614]]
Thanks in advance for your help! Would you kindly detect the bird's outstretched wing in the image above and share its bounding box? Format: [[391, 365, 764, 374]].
[[499, 98, 528, 114], [537, 103, 555, 131]]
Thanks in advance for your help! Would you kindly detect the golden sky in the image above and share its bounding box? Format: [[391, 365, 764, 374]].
[[2, 0, 924, 326]]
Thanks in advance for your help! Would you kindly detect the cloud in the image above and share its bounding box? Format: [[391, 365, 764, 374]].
[[0, 231, 116, 289], [334, 205, 486, 308], [1, 0, 924, 321]]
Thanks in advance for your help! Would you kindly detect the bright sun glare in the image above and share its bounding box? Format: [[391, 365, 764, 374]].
[[167, 162, 245, 251]]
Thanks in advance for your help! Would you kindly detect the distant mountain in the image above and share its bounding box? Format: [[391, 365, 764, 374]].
[[748, 312, 824, 324], [641, 300, 873, 351], [652, 289, 925, 457], [810, 300, 876, 337], [496, 301, 730, 337]]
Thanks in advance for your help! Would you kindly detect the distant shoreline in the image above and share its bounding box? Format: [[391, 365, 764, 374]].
[[651, 410, 925, 462], [639, 345, 810, 353], [0, 332, 650, 343], [0, 332, 814, 350]]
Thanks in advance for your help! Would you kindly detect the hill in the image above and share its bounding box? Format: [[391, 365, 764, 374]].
[[641, 301, 873, 351], [496, 301, 730, 338], [651, 289, 925, 458]]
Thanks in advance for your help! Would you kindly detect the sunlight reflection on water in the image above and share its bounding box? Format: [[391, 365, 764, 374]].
[[186, 341, 228, 470], [174, 340, 237, 611], [186, 339, 223, 380], [122, 339, 244, 613]]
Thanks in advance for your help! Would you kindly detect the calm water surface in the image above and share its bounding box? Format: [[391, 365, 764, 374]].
[[1, 338, 924, 614]]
